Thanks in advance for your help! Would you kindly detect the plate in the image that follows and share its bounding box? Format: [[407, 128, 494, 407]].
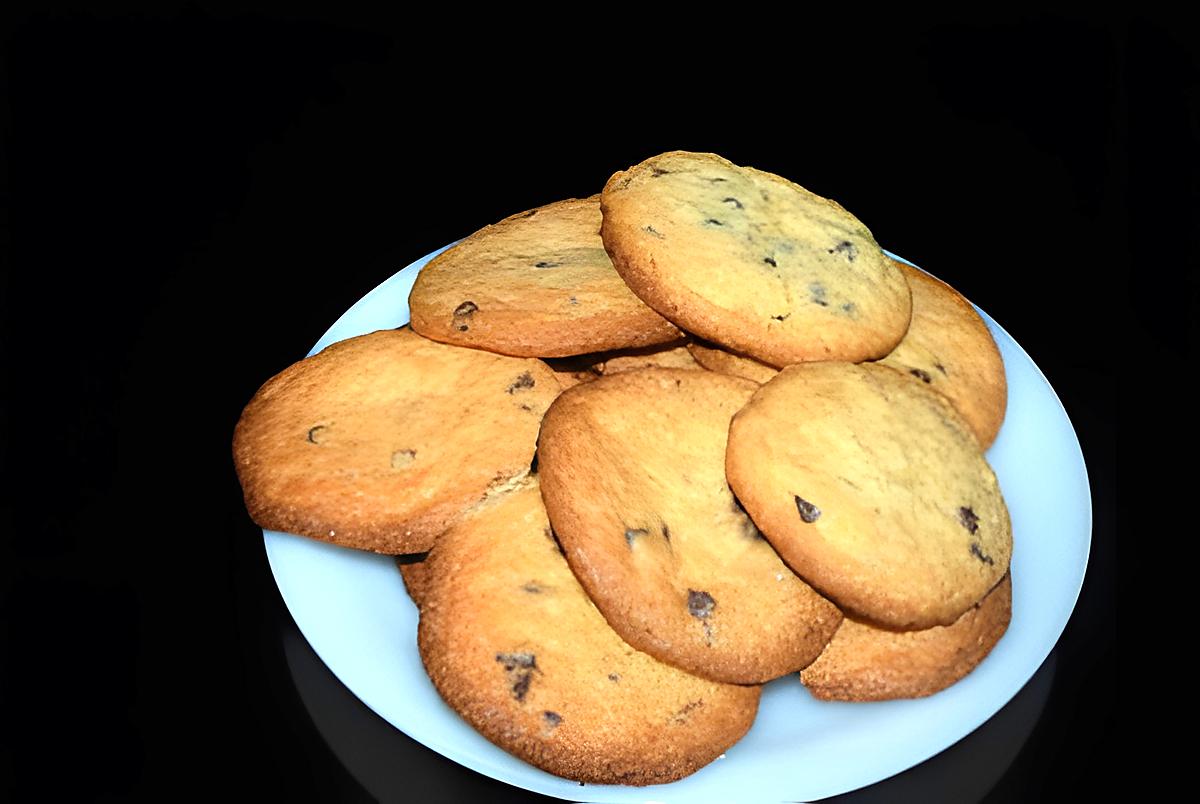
[[262, 246, 1091, 803]]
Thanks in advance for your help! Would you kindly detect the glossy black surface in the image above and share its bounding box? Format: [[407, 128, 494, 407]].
[[2, 7, 1150, 800]]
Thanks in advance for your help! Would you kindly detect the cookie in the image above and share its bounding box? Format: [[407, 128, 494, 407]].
[[409, 196, 681, 357], [801, 573, 1012, 701], [726, 362, 1012, 629], [417, 479, 761, 786], [600, 151, 912, 366], [538, 369, 842, 683], [687, 340, 780, 385], [876, 259, 1007, 448], [233, 328, 557, 553]]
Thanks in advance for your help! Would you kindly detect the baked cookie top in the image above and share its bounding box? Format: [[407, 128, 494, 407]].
[[537, 369, 842, 683], [232, 328, 557, 554], [416, 480, 761, 786], [408, 196, 680, 357], [687, 340, 780, 385], [726, 362, 1012, 629], [876, 260, 1007, 449], [600, 151, 912, 366], [801, 573, 1012, 701]]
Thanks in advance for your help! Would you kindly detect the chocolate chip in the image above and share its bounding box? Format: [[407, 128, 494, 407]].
[[496, 652, 539, 701], [672, 699, 705, 723], [808, 283, 829, 307], [970, 542, 995, 565], [722, 197, 744, 209], [643, 225, 664, 238], [763, 256, 777, 267], [534, 261, 561, 268], [910, 368, 933, 384], [651, 166, 672, 177], [521, 209, 538, 218], [520, 403, 534, 411], [624, 527, 649, 547], [607, 673, 621, 682], [958, 506, 980, 534], [496, 651, 536, 670], [771, 313, 789, 322], [306, 425, 327, 444], [936, 362, 948, 375], [841, 302, 857, 315], [390, 448, 416, 468], [453, 300, 478, 331], [704, 218, 724, 226], [542, 711, 562, 727], [687, 590, 715, 619], [507, 372, 535, 393], [829, 240, 858, 261], [794, 495, 821, 523]]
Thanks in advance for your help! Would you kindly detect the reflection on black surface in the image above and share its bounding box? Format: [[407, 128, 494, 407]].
[[282, 615, 1055, 803]]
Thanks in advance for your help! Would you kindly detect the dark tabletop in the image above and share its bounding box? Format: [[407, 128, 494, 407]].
[[2, 7, 1156, 801]]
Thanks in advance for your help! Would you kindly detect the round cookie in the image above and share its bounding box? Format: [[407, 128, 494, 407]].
[[801, 573, 1012, 701], [538, 369, 842, 684], [687, 340, 780, 385], [876, 259, 1007, 449], [600, 151, 912, 366], [233, 328, 557, 553], [726, 362, 1012, 630], [417, 479, 761, 786], [409, 196, 681, 357]]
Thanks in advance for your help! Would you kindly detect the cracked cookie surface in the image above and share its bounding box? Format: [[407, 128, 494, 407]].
[[600, 152, 912, 366], [726, 362, 1011, 629], [409, 196, 680, 357], [232, 327, 557, 553], [416, 480, 760, 785], [537, 369, 841, 683]]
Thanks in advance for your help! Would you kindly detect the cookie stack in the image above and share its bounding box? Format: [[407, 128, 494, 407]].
[[233, 151, 1012, 786]]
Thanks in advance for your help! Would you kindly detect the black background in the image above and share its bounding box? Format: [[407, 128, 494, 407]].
[[1, 6, 1163, 801]]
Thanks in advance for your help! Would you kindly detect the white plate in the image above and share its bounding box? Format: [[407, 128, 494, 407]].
[[263, 247, 1091, 803]]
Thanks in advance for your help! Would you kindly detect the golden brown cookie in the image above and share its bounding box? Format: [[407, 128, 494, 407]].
[[233, 328, 557, 553], [417, 480, 761, 786], [538, 369, 842, 683], [876, 260, 1007, 448], [687, 340, 780, 385], [801, 573, 1012, 701], [726, 362, 1012, 629], [409, 196, 680, 357], [600, 151, 912, 366]]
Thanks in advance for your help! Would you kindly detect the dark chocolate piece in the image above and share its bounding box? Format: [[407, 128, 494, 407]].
[[794, 495, 821, 523], [970, 542, 995, 565], [506, 372, 536, 393], [958, 506, 980, 534], [687, 589, 716, 619]]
